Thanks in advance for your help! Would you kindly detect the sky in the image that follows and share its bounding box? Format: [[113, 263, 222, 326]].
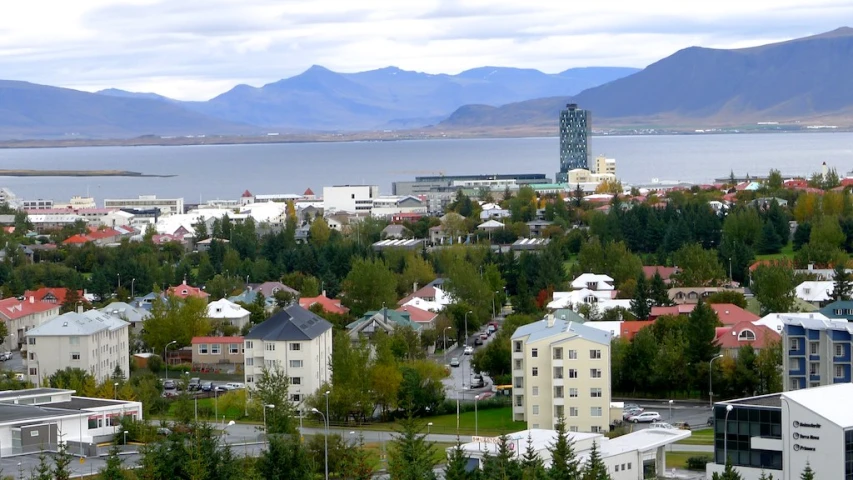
[[1, 0, 850, 101]]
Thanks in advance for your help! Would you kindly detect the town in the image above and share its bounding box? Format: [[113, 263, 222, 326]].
[[0, 104, 850, 480]]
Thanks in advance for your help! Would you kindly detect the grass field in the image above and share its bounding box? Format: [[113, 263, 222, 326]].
[[666, 451, 709, 470], [676, 428, 714, 446]]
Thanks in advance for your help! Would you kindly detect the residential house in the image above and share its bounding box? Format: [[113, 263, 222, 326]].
[[479, 208, 510, 220], [23, 288, 85, 306], [525, 220, 553, 237], [298, 294, 349, 315], [381, 224, 411, 239], [668, 287, 745, 305], [98, 301, 151, 331], [207, 299, 252, 331], [642, 266, 679, 283], [397, 283, 451, 308], [617, 321, 655, 340], [477, 220, 505, 231], [395, 304, 439, 329], [25, 310, 129, 384], [782, 316, 853, 391], [715, 321, 781, 358], [130, 292, 166, 312], [195, 237, 229, 252], [754, 312, 829, 335], [570, 274, 615, 292], [820, 300, 853, 321], [0, 297, 61, 351], [511, 314, 612, 432], [428, 225, 451, 245], [243, 305, 333, 404], [649, 303, 759, 326], [191, 336, 244, 371], [167, 280, 210, 302], [346, 309, 422, 341], [794, 281, 834, 307]]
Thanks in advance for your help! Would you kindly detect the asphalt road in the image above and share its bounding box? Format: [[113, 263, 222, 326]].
[[440, 321, 503, 401]]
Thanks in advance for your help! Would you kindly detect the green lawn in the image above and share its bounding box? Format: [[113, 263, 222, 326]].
[[755, 242, 795, 261], [676, 428, 714, 446], [666, 451, 709, 470]]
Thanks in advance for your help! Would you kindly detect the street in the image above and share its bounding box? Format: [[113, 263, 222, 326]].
[[440, 319, 501, 401]]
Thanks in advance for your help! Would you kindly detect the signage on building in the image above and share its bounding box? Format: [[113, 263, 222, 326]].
[[472, 436, 501, 445], [793, 444, 816, 452], [792, 432, 820, 441], [792, 421, 821, 428]]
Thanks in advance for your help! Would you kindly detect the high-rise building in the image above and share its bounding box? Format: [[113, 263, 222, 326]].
[[556, 104, 591, 183]]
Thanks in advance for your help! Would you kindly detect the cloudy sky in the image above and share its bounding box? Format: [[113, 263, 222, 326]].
[[1, 0, 849, 100]]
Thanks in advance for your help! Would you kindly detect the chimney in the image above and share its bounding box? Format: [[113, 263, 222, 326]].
[[413, 282, 418, 293], [77, 305, 84, 314], [547, 313, 555, 328], [322, 290, 326, 298], [29, 296, 34, 304]]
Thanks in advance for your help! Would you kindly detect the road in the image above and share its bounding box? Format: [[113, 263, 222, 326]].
[[618, 399, 713, 431], [440, 320, 501, 401]]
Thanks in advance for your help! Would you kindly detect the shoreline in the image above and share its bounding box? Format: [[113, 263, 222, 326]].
[[0, 169, 175, 178]]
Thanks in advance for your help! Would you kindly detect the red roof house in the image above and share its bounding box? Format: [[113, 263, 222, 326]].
[[715, 321, 780, 357], [642, 266, 679, 282], [619, 321, 655, 340], [648, 303, 758, 325], [396, 304, 438, 326], [23, 287, 85, 305], [299, 294, 349, 315], [167, 280, 210, 301]]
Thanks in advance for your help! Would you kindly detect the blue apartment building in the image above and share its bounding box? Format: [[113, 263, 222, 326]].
[[783, 316, 853, 391]]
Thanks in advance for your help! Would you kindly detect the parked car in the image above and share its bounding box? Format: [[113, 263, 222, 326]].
[[623, 407, 644, 419], [201, 381, 214, 392], [672, 421, 691, 430], [470, 374, 485, 388], [0, 352, 12, 361], [474, 337, 483, 346], [623, 403, 641, 411], [225, 382, 245, 390], [477, 391, 494, 400], [163, 380, 176, 390], [464, 346, 474, 355], [628, 412, 662, 423], [649, 422, 675, 430], [487, 325, 496, 335], [450, 357, 460, 367], [479, 333, 488, 341], [156, 427, 172, 436], [188, 378, 201, 391], [707, 416, 714, 427]]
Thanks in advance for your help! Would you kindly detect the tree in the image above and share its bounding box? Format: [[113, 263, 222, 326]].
[[141, 295, 211, 355], [309, 217, 331, 246], [256, 435, 313, 480], [99, 441, 128, 480], [387, 413, 438, 480], [547, 416, 580, 480], [252, 366, 298, 434], [706, 290, 748, 309], [766, 169, 783, 190], [758, 471, 775, 480], [342, 258, 398, 317], [444, 442, 472, 480], [580, 441, 610, 480], [61, 286, 82, 314], [752, 262, 796, 315], [649, 271, 672, 306], [800, 462, 814, 480], [630, 273, 651, 320], [686, 301, 720, 367], [831, 262, 853, 301], [711, 458, 743, 480], [756, 222, 783, 255], [672, 243, 726, 287], [810, 215, 845, 249], [521, 432, 547, 479], [32, 453, 52, 480], [52, 439, 73, 480]]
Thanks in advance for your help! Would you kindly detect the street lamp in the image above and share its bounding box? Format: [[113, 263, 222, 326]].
[[311, 408, 329, 480], [464, 311, 472, 344], [709, 354, 724, 409], [117, 273, 121, 292], [113, 382, 119, 400], [427, 422, 433, 436], [262, 404, 275, 437], [668, 400, 674, 421], [443, 326, 451, 360], [131, 278, 136, 299], [164, 340, 177, 381], [122, 430, 127, 445], [474, 394, 481, 436], [723, 405, 734, 463]]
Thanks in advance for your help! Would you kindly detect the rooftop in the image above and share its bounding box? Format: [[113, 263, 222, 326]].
[[0, 403, 79, 424], [26, 310, 128, 337], [0, 388, 74, 402], [511, 316, 611, 346], [723, 393, 782, 408], [245, 304, 331, 342], [0, 297, 60, 320], [783, 383, 853, 427]]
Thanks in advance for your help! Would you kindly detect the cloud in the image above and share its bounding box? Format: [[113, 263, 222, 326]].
[[0, 0, 847, 100]]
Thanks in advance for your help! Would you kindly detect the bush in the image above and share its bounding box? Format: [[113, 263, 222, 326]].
[[147, 355, 163, 373], [686, 456, 712, 470]]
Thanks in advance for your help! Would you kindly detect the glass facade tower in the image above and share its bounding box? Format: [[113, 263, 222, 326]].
[[556, 104, 591, 183]]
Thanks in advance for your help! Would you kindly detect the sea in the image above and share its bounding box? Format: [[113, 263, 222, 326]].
[[0, 132, 852, 202]]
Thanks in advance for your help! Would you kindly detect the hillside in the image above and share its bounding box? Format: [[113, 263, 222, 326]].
[[0, 81, 254, 139], [441, 27, 853, 128]]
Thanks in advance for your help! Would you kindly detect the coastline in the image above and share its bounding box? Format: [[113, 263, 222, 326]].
[[0, 169, 175, 178]]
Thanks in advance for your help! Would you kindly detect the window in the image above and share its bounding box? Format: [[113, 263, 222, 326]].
[[71, 353, 80, 360], [591, 426, 603, 433], [553, 348, 563, 360], [738, 330, 756, 341], [621, 464, 626, 471], [569, 426, 578, 432], [554, 386, 564, 398], [514, 341, 523, 353], [590, 369, 602, 378], [590, 388, 602, 398], [627, 463, 632, 470], [569, 388, 578, 398], [515, 396, 523, 407], [28, 338, 35, 345], [69, 337, 79, 345], [246, 358, 254, 366], [290, 377, 301, 385], [514, 359, 523, 369], [568, 369, 578, 378], [229, 344, 239, 354], [589, 349, 601, 359], [810, 362, 820, 375], [531, 348, 538, 358], [245, 341, 253, 349], [554, 367, 564, 379], [290, 343, 301, 351], [211, 344, 221, 355], [568, 350, 577, 360], [555, 405, 564, 417], [790, 378, 799, 390], [532, 386, 539, 396], [591, 407, 602, 417], [290, 360, 303, 368], [810, 382, 820, 388], [615, 465, 620, 472], [532, 367, 539, 377], [199, 344, 208, 354], [532, 405, 539, 415], [837, 365, 844, 378], [837, 344, 844, 357], [246, 375, 254, 383], [29, 368, 37, 376], [789, 338, 800, 351], [265, 343, 275, 351], [291, 394, 301, 402], [514, 377, 523, 388], [810, 342, 819, 355], [569, 407, 578, 417]]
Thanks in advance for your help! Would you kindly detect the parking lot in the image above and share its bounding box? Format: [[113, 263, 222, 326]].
[[617, 399, 713, 430]]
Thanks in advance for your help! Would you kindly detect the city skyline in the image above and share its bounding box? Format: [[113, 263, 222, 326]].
[[0, 1, 849, 100]]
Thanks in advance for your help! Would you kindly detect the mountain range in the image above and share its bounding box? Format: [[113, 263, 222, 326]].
[[441, 27, 853, 129]]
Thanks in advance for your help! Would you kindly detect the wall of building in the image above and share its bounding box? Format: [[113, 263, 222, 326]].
[[244, 328, 332, 404], [322, 186, 379, 214], [27, 325, 129, 384], [783, 398, 844, 480]]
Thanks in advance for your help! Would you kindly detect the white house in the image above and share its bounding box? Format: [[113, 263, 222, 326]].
[[25, 310, 130, 384], [570, 274, 615, 291], [754, 312, 829, 336], [207, 298, 252, 331], [794, 281, 834, 306], [243, 305, 332, 404]]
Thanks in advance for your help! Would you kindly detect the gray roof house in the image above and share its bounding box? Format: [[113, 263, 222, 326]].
[[244, 305, 332, 343], [100, 301, 151, 327]]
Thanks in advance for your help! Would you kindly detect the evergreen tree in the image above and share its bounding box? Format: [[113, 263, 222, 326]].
[[481, 435, 522, 480], [547, 416, 580, 480], [649, 271, 672, 306], [686, 300, 720, 367], [31, 452, 52, 480], [444, 442, 471, 480], [99, 441, 127, 480], [521, 433, 547, 480], [52, 438, 73, 480], [831, 262, 853, 301], [630, 273, 651, 320], [255, 435, 312, 480], [387, 413, 438, 480], [765, 199, 789, 243], [580, 441, 610, 480], [711, 458, 744, 480], [800, 462, 815, 480], [756, 222, 783, 255], [758, 471, 775, 480]]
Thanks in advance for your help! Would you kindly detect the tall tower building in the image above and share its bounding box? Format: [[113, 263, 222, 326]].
[[556, 104, 591, 183]]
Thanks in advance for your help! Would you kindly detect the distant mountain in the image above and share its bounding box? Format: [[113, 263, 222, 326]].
[[0, 81, 254, 139], [440, 27, 853, 128], [188, 65, 639, 131], [97, 88, 178, 104]]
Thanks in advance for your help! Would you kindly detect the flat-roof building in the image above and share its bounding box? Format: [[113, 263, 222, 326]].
[[104, 195, 184, 215], [392, 174, 549, 196]]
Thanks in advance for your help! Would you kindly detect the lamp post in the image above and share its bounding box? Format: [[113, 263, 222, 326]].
[[443, 326, 451, 360], [311, 408, 329, 480], [723, 404, 734, 463], [122, 430, 127, 445], [668, 400, 673, 421], [117, 273, 121, 292], [464, 311, 472, 344], [262, 404, 275, 438], [113, 382, 119, 400], [427, 422, 433, 436], [474, 394, 481, 436], [492, 292, 498, 319], [131, 278, 136, 299], [709, 354, 724, 409], [164, 340, 177, 381], [728, 257, 733, 284], [324, 390, 330, 437]]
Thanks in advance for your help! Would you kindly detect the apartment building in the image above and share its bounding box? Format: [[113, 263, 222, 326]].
[[243, 305, 332, 404], [104, 195, 184, 215], [782, 316, 853, 391], [24, 310, 130, 385], [322, 185, 379, 214], [0, 297, 61, 351], [511, 314, 612, 432]]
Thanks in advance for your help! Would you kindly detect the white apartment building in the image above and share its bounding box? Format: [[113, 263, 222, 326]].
[[511, 314, 613, 432], [25, 310, 130, 385], [104, 195, 184, 215], [322, 185, 379, 214], [243, 305, 332, 404], [0, 297, 61, 351], [207, 298, 251, 332]]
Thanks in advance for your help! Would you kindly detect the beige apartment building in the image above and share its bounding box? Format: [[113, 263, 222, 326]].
[[511, 314, 612, 432]]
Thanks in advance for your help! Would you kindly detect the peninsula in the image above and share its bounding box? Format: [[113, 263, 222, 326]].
[[0, 169, 174, 178]]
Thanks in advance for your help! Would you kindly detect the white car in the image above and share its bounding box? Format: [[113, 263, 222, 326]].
[[628, 411, 662, 423], [464, 346, 474, 355]]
